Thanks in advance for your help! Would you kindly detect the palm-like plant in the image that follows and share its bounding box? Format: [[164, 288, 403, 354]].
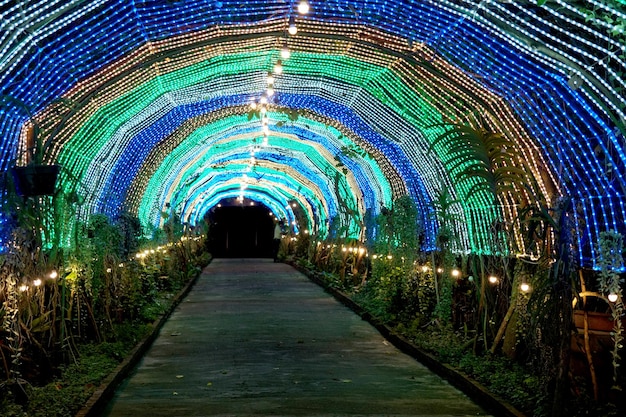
[[428, 117, 529, 207], [428, 115, 532, 349]]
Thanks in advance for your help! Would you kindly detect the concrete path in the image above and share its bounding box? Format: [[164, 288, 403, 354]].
[[102, 259, 490, 417]]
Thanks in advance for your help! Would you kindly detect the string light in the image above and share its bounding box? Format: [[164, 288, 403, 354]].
[[0, 2, 622, 268]]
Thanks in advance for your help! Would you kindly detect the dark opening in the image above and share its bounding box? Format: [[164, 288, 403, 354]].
[[205, 201, 275, 258]]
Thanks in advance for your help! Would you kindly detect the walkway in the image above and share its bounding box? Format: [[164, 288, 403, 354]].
[[102, 259, 490, 416]]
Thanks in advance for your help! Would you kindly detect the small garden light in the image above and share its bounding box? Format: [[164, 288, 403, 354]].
[[488, 275, 498, 284], [33, 279, 42, 287], [608, 293, 618, 303], [19, 284, 28, 292], [451, 269, 460, 277], [520, 282, 530, 293], [49, 270, 58, 279]]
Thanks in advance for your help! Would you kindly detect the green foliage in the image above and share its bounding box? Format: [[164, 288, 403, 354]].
[[375, 196, 420, 260], [595, 230, 624, 388], [1, 206, 210, 415], [428, 118, 528, 205]]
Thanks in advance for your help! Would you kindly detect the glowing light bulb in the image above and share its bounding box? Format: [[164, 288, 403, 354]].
[[266, 86, 274, 97], [281, 45, 291, 59], [266, 73, 275, 84], [260, 96, 268, 105], [297, 0, 309, 14], [488, 275, 498, 284], [49, 270, 58, 279], [452, 269, 460, 277], [19, 285, 28, 292], [520, 283, 530, 293], [33, 279, 42, 287], [273, 60, 283, 75], [608, 293, 618, 303], [288, 18, 297, 35]]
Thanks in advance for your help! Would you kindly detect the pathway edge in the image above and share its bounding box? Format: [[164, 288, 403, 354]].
[[292, 263, 527, 417], [75, 266, 206, 417]]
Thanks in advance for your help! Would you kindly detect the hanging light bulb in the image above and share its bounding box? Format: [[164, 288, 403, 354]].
[[297, 0, 310, 14], [266, 86, 275, 97], [273, 60, 283, 75], [266, 73, 275, 85], [288, 17, 297, 35], [281, 44, 291, 59]]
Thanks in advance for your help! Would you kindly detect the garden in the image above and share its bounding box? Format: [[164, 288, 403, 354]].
[[1, 118, 624, 417], [0, 181, 211, 416], [277, 121, 625, 417], [0, 1, 624, 416]]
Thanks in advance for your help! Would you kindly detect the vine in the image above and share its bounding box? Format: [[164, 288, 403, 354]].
[[596, 230, 624, 388]]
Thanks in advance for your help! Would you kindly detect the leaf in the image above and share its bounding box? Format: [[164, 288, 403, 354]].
[[176, 375, 184, 379]]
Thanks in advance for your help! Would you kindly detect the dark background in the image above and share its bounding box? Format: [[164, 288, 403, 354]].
[[206, 202, 275, 258]]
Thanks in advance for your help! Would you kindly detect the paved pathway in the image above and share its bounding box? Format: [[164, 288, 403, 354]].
[[102, 259, 490, 416]]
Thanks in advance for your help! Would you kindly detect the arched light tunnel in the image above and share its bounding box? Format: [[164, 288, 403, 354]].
[[0, 0, 624, 267]]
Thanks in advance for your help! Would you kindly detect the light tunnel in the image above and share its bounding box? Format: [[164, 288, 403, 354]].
[[0, 0, 624, 267]]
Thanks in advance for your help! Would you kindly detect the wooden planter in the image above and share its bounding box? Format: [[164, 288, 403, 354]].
[[11, 164, 60, 197], [573, 310, 621, 334]]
